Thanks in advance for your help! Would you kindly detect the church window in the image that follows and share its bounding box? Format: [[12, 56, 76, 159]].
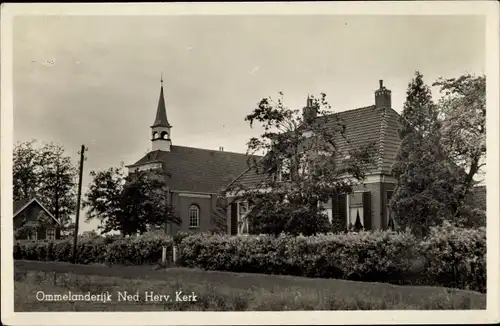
[[189, 205, 200, 228], [161, 131, 168, 139]]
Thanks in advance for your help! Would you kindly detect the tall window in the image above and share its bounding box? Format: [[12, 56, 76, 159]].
[[238, 201, 250, 235], [189, 205, 200, 228], [347, 192, 364, 231], [46, 228, 56, 240]]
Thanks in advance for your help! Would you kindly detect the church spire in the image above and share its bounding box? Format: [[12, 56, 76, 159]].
[[152, 73, 171, 128], [151, 74, 172, 152]]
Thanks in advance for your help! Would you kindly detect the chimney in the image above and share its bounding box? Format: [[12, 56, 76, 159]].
[[219, 146, 224, 152], [302, 95, 317, 124], [375, 79, 392, 109]]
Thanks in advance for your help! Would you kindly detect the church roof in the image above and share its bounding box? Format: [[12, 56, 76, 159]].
[[152, 84, 171, 128], [228, 105, 402, 190], [129, 146, 261, 194]]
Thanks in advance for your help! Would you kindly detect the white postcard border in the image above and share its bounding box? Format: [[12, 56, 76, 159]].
[[1, 2, 499, 325]]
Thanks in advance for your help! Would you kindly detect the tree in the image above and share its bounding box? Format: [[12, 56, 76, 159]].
[[433, 74, 486, 223], [13, 140, 41, 200], [83, 165, 181, 236], [37, 142, 78, 231], [390, 71, 462, 237], [13, 141, 77, 231], [229, 93, 375, 236]]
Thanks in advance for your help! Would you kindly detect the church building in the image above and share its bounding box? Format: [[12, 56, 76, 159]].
[[126, 78, 259, 234], [127, 79, 486, 236]]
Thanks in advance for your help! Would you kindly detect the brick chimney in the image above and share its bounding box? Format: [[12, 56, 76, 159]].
[[302, 96, 317, 124], [375, 79, 392, 109]]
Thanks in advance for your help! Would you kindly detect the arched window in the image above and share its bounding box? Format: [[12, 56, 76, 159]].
[[152, 132, 158, 140], [161, 131, 168, 139], [189, 205, 200, 228]]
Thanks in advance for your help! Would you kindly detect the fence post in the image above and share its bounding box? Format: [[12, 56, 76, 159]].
[[161, 246, 167, 264]]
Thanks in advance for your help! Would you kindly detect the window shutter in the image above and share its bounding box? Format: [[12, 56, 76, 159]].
[[337, 194, 347, 229], [363, 192, 372, 230], [230, 202, 238, 235]]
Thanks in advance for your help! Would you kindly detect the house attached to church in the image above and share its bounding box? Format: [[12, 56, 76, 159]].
[[225, 80, 402, 234]]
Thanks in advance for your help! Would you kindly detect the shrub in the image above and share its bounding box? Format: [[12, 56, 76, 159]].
[[14, 233, 174, 266], [173, 231, 198, 245], [419, 222, 486, 292]]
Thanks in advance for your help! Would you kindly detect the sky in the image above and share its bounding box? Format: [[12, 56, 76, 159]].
[[12, 15, 485, 233]]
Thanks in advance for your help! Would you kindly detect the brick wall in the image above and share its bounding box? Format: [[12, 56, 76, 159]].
[[168, 193, 218, 235]]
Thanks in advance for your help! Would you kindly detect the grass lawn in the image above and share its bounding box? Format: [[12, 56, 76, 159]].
[[14, 260, 486, 311]]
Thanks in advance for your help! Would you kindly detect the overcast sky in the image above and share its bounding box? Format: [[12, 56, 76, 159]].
[[13, 15, 485, 232]]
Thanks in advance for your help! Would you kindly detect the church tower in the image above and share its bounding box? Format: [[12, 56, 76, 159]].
[[151, 75, 172, 152]]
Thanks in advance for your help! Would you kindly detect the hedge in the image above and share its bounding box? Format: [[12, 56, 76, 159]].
[[14, 232, 174, 265], [176, 226, 486, 293], [177, 231, 421, 281], [13, 225, 486, 293]]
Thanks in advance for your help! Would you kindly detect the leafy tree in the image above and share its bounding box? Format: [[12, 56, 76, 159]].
[[229, 93, 375, 236], [13, 141, 77, 231], [433, 74, 486, 224], [390, 71, 462, 237], [37, 142, 77, 230], [83, 164, 181, 236], [13, 140, 41, 200]]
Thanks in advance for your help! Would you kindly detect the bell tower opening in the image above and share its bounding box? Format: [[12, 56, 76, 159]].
[[151, 74, 172, 152]]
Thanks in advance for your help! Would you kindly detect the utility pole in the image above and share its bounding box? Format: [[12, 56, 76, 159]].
[[72, 145, 88, 264]]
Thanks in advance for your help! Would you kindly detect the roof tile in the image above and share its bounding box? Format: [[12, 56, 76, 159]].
[[130, 146, 261, 194], [230, 105, 402, 189]]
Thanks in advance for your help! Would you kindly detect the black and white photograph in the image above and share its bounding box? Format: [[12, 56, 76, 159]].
[[1, 2, 499, 325]]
